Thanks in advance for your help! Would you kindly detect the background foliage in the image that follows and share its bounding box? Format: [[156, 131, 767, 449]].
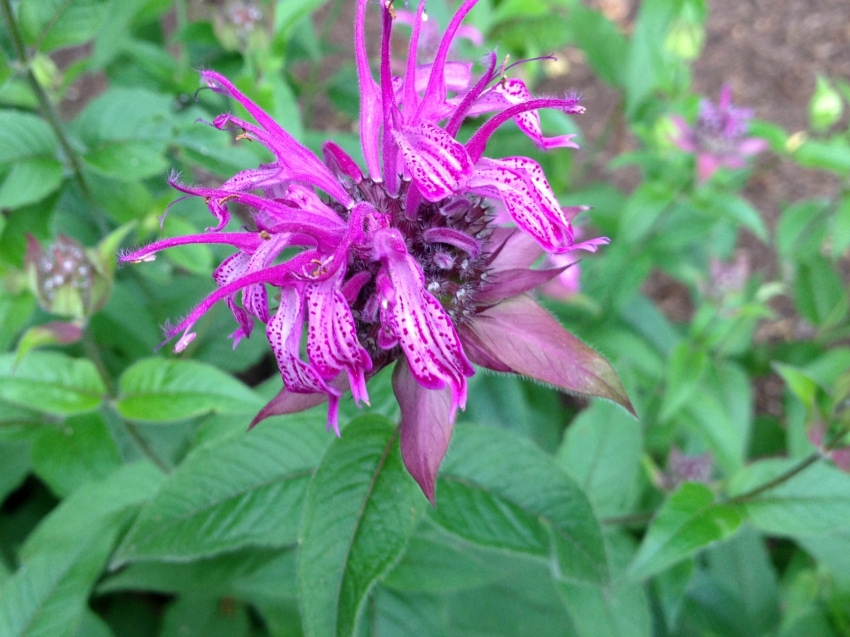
[[1, 0, 850, 635]]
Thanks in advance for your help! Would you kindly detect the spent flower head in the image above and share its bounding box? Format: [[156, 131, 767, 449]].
[[672, 85, 767, 183], [120, 0, 633, 501]]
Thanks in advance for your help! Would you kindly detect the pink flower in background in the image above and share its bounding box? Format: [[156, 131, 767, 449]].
[[121, 0, 631, 501], [672, 85, 767, 182]]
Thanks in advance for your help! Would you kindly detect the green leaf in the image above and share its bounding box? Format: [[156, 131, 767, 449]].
[[160, 595, 250, 637], [704, 525, 780, 635], [618, 181, 677, 243], [624, 0, 678, 116], [99, 548, 296, 598], [0, 111, 56, 164], [557, 401, 643, 517], [567, 5, 628, 86], [792, 256, 849, 328], [113, 416, 329, 564], [31, 413, 123, 498], [772, 362, 818, 409], [794, 139, 850, 173], [298, 415, 425, 637], [0, 352, 107, 416], [710, 193, 769, 241], [660, 342, 708, 422], [0, 440, 31, 502], [682, 359, 752, 474], [0, 532, 114, 637], [431, 424, 608, 584], [18, 0, 109, 52], [557, 533, 652, 637], [382, 523, 505, 593], [116, 358, 263, 422], [629, 483, 741, 580], [728, 460, 850, 536], [0, 463, 163, 637], [831, 193, 850, 258], [82, 140, 169, 181], [776, 200, 829, 263], [0, 158, 63, 208]]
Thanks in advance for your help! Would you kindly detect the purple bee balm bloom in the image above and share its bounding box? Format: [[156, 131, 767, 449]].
[[120, 0, 633, 503], [672, 85, 768, 183]]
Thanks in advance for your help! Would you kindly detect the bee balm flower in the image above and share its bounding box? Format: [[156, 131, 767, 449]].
[[121, 0, 633, 502]]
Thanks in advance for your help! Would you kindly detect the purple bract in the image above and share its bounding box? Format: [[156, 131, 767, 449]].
[[120, 0, 633, 502]]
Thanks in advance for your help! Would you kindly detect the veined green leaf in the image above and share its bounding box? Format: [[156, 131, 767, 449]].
[[0, 352, 107, 416], [113, 416, 329, 564], [629, 483, 741, 580], [298, 415, 425, 637], [431, 424, 608, 584], [116, 358, 263, 422]]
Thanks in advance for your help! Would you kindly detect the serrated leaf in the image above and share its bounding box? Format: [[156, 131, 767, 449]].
[[298, 415, 425, 637], [116, 358, 263, 422], [728, 459, 850, 536], [98, 548, 296, 598], [113, 417, 329, 564], [557, 401, 643, 517], [431, 424, 608, 584], [31, 412, 123, 498], [0, 532, 114, 637], [0, 158, 64, 208], [0, 462, 163, 637], [0, 352, 107, 416], [629, 483, 741, 580]]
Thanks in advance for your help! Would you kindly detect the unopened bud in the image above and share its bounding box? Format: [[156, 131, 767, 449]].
[[809, 76, 843, 131]]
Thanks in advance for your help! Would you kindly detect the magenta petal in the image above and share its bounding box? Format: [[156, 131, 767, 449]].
[[466, 156, 573, 251], [393, 358, 455, 505], [394, 122, 473, 202], [463, 294, 635, 414], [249, 388, 330, 429]]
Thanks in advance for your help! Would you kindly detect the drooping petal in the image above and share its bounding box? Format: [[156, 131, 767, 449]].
[[373, 229, 474, 416], [394, 122, 473, 201], [393, 358, 455, 504], [460, 294, 635, 414]]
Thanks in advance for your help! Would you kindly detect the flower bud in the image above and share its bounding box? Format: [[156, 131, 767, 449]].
[[809, 76, 843, 131]]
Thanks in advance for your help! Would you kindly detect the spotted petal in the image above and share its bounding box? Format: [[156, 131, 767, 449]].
[[373, 229, 474, 417], [304, 275, 372, 405], [466, 156, 572, 251], [266, 287, 342, 433], [394, 122, 473, 202]]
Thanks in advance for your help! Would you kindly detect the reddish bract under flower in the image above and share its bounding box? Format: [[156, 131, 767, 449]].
[[121, 0, 632, 502]]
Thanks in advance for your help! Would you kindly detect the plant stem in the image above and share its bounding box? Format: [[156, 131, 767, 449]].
[[604, 425, 850, 527], [83, 329, 171, 473], [0, 0, 107, 234]]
